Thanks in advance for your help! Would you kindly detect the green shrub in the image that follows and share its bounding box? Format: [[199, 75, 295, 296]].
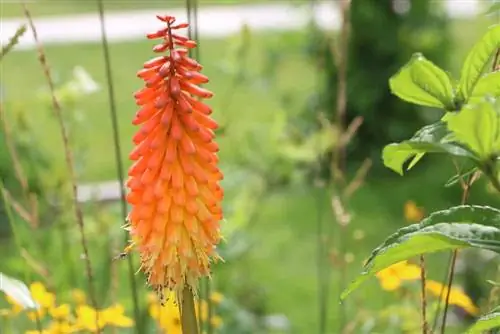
[[311, 0, 450, 164]]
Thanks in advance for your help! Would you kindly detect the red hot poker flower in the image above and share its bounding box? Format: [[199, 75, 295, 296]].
[[126, 15, 223, 296]]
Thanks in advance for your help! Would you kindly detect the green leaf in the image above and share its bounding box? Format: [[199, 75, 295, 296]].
[[0, 273, 38, 310], [445, 99, 500, 159], [389, 53, 455, 109], [459, 24, 500, 100], [341, 205, 500, 300], [485, 3, 500, 16], [444, 167, 478, 188], [382, 122, 473, 175], [467, 312, 500, 333], [469, 72, 500, 103]]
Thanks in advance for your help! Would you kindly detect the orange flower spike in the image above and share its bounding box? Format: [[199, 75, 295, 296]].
[[126, 15, 224, 297]]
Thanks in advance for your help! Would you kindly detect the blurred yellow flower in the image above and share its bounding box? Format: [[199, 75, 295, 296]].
[[70, 289, 86, 305], [404, 201, 425, 223], [5, 296, 23, 315], [210, 292, 224, 304], [149, 297, 182, 334], [28, 282, 56, 321], [49, 304, 71, 319], [26, 321, 77, 334], [30, 282, 56, 309], [6, 282, 55, 320], [147, 290, 223, 332], [376, 261, 421, 291], [74, 305, 106, 331], [2, 281, 133, 333], [426, 280, 479, 315], [100, 304, 134, 328], [211, 315, 223, 329]]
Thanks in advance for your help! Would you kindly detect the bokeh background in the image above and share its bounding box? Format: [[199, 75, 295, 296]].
[[1, 0, 500, 333]]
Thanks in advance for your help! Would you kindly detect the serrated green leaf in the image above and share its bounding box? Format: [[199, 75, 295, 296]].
[[467, 312, 500, 333], [383, 122, 473, 175], [341, 205, 500, 300], [0, 273, 38, 310], [459, 24, 500, 100], [469, 72, 500, 103], [445, 100, 500, 159], [389, 53, 455, 109]]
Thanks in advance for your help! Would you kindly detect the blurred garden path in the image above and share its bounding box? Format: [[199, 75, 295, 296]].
[[2, 0, 481, 51]]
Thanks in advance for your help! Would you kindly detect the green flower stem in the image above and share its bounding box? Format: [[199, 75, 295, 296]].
[[180, 287, 199, 334]]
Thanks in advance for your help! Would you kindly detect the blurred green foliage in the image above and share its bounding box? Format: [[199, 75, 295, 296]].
[[310, 0, 451, 164], [0, 110, 50, 235]]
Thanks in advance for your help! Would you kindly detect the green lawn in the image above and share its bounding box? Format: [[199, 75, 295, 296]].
[[0, 17, 491, 182], [1, 15, 499, 334], [2, 30, 314, 182]]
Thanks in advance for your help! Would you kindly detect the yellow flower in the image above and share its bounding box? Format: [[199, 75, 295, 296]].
[[425, 280, 479, 315], [404, 200, 425, 223], [211, 315, 223, 329], [6, 295, 24, 314], [49, 304, 71, 320], [70, 289, 86, 305], [100, 304, 134, 328], [376, 261, 421, 291], [210, 292, 224, 305], [149, 297, 182, 334], [30, 282, 56, 309], [74, 305, 106, 331], [26, 281, 57, 320], [25, 321, 77, 334], [147, 290, 222, 332]]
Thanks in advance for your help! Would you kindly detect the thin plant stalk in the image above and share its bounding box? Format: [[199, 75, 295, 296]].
[[95, 0, 141, 331], [439, 168, 475, 333], [206, 278, 213, 334], [0, 24, 26, 61], [180, 287, 200, 334], [185, 1, 213, 332], [0, 104, 39, 228], [332, 0, 351, 179], [330, 0, 351, 331], [0, 99, 28, 195], [316, 182, 327, 334], [431, 252, 454, 332], [198, 279, 205, 332], [0, 182, 43, 333], [440, 250, 458, 333], [420, 255, 428, 334], [21, 3, 100, 332]]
